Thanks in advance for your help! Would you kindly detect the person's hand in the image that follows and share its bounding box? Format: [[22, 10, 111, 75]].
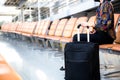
[[90, 29, 96, 34]]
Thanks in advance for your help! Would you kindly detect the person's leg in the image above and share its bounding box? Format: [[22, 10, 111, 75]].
[[89, 31, 114, 44]]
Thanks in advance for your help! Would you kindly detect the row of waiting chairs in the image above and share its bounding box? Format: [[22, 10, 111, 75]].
[[1, 16, 89, 48], [0, 14, 120, 51]]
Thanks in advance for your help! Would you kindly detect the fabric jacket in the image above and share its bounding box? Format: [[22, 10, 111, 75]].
[[95, 0, 116, 39]]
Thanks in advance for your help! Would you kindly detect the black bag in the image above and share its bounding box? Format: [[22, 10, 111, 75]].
[[64, 25, 100, 80]]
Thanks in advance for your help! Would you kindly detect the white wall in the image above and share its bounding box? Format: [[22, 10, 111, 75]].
[[49, 0, 99, 20]]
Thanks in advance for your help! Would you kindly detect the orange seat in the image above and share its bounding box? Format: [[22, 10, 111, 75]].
[[37, 20, 51, 38], [4, 23, 12, 33], [1, 23, 5, 32], [21, 22, 37, 37], [15, 22, 24, 34], [111, 44, 120, 51], [0, 64, 21, 80], [4, 23, 18, 33], [33, 20, 45, 37], [99, 44, 116, 49], [110, 25, 120, 51], [60, 16, 88, 42], [1, 23, 10, 32], [8, 23, 19, 33], [0, 55, 6, 64], [72, 16, 89, 36], [45, 19, 68, 40], [0, 55, 21, 80], [47, 20, 60, 36], [33, 21, 41, 35], [44, 19, 59, 39], [114, 14, 120, 28], [31, 20, 51, 47], [62, 18, 78, 38]]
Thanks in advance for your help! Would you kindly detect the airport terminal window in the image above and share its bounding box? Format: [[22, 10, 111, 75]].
[[52, 0, 90, 15], [40, 7, 50, 19], [52, 1, 59, 14]]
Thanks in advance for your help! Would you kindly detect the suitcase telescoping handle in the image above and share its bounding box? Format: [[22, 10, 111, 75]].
[[77, 24, 90, 42]]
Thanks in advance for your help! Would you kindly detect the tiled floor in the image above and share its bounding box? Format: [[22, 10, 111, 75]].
[[0, 34, 120, 80]]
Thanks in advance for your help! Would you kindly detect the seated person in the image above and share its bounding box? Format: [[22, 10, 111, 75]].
[[73, 0, 116, 45]]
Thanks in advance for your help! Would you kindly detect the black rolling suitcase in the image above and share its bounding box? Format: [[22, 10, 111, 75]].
[[64, 25, 100, 80]]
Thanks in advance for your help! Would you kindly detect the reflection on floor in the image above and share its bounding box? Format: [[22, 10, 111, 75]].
[[0, 34, 120, 80]]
